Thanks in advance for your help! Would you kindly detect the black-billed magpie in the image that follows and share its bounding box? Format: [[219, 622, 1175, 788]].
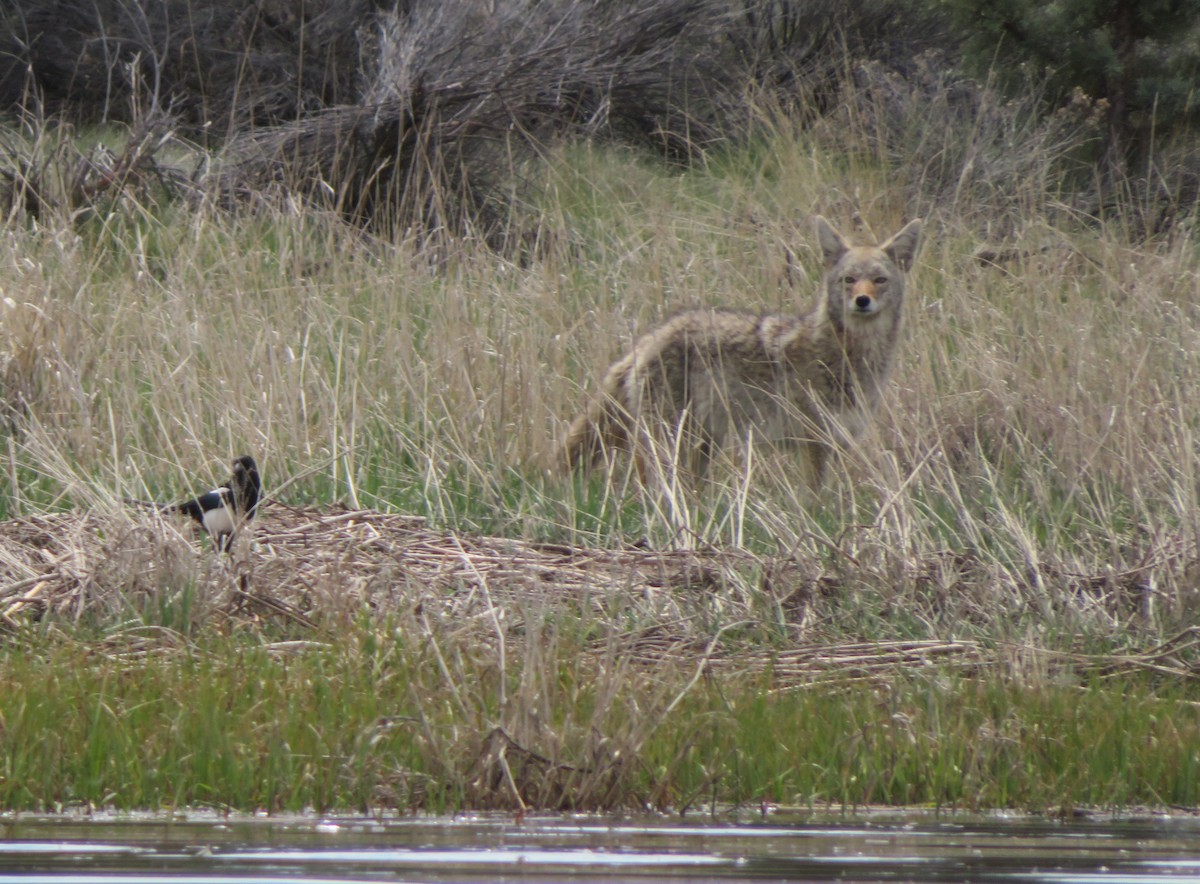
[[131, 455, 261, 551]]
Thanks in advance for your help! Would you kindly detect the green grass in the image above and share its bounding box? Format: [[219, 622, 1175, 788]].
[[1, 632, 1197, 813]]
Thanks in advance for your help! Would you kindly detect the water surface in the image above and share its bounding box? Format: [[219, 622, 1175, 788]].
[[2, 810, 1200, 882]]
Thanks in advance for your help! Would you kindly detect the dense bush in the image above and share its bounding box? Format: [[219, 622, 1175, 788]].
[[939, 0, 1200, 171], [0, 0, 371, 139]]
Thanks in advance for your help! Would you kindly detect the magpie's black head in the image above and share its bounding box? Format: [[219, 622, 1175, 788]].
[[230, 455, 261, 518]]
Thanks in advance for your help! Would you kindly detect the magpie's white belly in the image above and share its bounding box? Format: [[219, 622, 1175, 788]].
[[201, 505, 236, 538]]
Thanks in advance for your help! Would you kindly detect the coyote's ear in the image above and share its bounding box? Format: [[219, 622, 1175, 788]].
[[880, 219, 922, 272], [814, 216, 849, 268]]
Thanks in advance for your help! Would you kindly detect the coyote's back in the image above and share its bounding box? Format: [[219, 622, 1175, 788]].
[[562, 215, 922, 483]]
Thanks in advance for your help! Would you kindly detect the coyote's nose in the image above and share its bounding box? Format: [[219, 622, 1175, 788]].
[[852, 279, 876, 312]]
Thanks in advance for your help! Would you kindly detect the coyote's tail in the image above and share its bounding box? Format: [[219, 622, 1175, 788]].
[[561, 393, 632, 472]]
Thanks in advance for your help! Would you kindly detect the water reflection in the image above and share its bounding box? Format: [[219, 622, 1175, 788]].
[[0, 811, 1199, 882]]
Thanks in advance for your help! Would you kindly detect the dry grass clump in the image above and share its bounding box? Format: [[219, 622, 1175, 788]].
[[2, 502, 1197, 685]]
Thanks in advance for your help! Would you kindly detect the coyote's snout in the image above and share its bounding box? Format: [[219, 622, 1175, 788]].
[[561, 215, 922, 484]]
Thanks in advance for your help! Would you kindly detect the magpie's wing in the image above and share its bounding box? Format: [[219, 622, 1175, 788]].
[[165, 487, 231, 526]]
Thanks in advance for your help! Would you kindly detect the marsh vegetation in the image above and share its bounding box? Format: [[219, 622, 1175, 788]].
[[0, 0, 1197, 814]]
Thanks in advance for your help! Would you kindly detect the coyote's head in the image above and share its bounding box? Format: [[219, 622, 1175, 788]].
[[815, 216, 922, 330]]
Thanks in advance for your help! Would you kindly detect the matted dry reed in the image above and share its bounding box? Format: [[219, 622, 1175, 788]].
[[0, 502, 1195, 685]]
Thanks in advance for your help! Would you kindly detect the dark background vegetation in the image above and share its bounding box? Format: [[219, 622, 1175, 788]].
[[0, 0, 1197, 239]]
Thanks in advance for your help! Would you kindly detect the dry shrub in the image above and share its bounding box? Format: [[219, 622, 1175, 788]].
[[214, 0, 739, 243], [0, 109, 191, 226], [4, 0, 1194, 243]]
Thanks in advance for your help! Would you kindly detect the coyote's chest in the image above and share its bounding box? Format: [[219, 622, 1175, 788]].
[[776, 319, 891, 397], [670, 328, 879, 444]]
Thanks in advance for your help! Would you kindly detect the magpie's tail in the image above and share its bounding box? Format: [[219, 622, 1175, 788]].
[[124, 496, 162, 510], [123, 496, 166, 511]]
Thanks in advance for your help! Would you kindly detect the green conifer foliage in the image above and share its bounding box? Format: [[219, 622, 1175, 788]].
[[941, 0, 1200, 169]]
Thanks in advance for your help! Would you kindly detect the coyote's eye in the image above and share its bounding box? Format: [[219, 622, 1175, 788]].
[[842, 276, 856, 285], [873, 276, 888, 285]]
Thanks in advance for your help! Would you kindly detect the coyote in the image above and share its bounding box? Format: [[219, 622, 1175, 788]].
[[562, 215, 922, 484]]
